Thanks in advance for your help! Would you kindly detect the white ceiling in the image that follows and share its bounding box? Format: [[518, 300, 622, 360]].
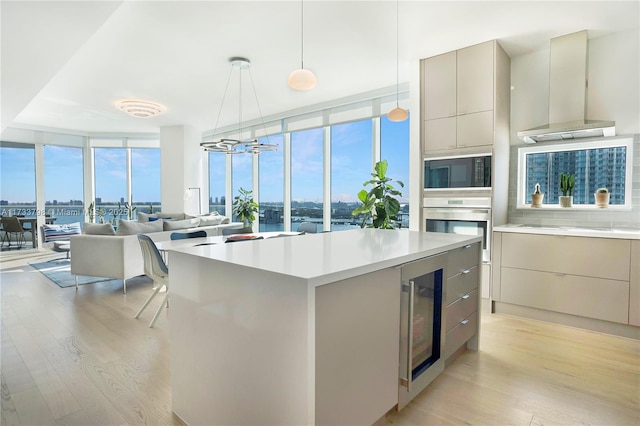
[[2, 0, 639, 137]]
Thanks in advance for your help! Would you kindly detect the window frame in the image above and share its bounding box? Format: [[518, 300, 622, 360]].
[[516, 137, 633, 210]]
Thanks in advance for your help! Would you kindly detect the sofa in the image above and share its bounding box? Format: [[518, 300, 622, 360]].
[[70, 213, 242, 293]]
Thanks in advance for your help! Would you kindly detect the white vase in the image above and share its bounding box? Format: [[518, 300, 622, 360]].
[[531, 193, 544, 207], [559, 196, 573, 208]]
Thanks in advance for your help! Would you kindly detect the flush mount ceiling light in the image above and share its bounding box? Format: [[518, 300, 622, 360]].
[[201, 57, 277, 155], [288, 0, 317, 91], [387, 0, 408, 122], [116, 99, 166, 118]]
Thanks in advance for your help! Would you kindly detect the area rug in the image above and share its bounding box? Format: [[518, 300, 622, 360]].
[[29, 259, 151, 289]]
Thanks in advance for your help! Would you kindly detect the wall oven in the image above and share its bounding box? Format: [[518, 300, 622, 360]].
[[398, 253, 446, 409], [424, 153, 492, 191], [423, 197, 491, 263]]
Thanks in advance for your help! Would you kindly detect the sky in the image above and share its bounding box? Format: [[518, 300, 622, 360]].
[[1, 116, 409, 205]]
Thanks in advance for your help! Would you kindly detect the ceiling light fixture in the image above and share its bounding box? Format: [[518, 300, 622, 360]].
[[387, 0, 408, 122], [116, 99, 166, 118], [288, 0, 317, 91], [201, 57, 277, 155]]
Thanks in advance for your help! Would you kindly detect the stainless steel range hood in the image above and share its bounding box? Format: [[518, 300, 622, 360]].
[[517, 30, 615, 143]]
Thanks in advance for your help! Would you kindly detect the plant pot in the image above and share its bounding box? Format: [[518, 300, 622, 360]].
[[594, 192, 610, 208], [531, 193, 544, 208], [559, 196, 573, 208]]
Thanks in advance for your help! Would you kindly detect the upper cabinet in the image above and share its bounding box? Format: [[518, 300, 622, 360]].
[[422, 40, 510, 154]]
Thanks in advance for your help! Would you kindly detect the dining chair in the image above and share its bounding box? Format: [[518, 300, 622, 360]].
[[135, 234, 169, 328], [1, 216, 27, 248], [296, 222, 318, 234], [170, 230, 207, 240]]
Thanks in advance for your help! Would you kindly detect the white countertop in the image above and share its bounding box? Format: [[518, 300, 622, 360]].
[[494, 224, 640, 240], [169, 228, 482, 286]]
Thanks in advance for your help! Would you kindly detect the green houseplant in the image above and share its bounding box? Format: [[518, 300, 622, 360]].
[[352, 160, 404, 229], [559, 173, 575, 208], [594, 187, 610, 208], [232, 187, 258, 228]]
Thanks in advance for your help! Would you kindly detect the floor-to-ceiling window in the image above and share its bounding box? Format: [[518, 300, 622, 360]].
[[93, 148, 127, 224], [291, 128, 324, 230], [381, 114, 410, 227], [131, 148, 161, 218], [209, 153, 226, 215], [0, 144, 36, 217], [44, 145, 84, 225], [331, 119, 372, 231], [259, 134, 284, 231], [231, 154, 253, 222]]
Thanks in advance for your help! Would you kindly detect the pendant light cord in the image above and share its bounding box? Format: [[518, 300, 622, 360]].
[[301, 0, 305, 69], [395, 0, 399, 107]]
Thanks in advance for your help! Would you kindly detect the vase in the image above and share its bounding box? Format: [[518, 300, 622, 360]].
[[559, 196, 573, 208], [594, 192, 610, 208], [531, 193, 544, 207]]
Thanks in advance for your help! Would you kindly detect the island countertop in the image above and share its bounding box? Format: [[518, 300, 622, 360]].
[[169, 228, 482, 287]]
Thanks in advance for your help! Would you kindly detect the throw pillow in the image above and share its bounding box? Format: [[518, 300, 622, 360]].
[[83, 222, 116, 235], [198, 215, 230, 226], [43, 222, 82, 242], [115, 219, 163, 236], [163, 218, 200, 231], [137, 212, 158, 223]]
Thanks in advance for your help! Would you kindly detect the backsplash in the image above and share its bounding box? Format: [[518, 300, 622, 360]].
[[506, 134, 640, 230]]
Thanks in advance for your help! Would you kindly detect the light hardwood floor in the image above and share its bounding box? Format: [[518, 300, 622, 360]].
[[1, 249, 639, 425]]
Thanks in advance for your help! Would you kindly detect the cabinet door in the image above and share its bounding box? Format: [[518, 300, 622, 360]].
[[457, 41, 494, 115], [457, 110, 494, 148], [501, 267, 630, 324], [630, 240, 639, 326], [423, 51, 456, 120], [423, 117, 456, 152]]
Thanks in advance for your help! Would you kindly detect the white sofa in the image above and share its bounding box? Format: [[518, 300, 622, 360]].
[[70, 216, 242, 293]]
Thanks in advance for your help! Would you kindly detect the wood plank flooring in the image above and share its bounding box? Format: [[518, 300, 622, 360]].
[[1, 249, 639, 425]]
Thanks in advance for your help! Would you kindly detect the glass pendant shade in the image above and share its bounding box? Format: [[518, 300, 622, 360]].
[[288, 68, 317, 91], [388, 106, 408, 122]]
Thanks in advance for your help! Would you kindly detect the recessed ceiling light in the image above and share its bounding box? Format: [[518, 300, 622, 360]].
[[115, 99, 166, 118]]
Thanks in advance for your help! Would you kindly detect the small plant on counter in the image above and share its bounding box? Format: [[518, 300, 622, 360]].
[[559, 173, 575, 196], [352, 159, 404, 229], [531, 183, 544, 207], [595, 187, 610, 208]]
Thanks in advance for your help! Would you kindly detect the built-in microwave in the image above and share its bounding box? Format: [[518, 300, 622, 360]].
[[424, 154, 491, 190]]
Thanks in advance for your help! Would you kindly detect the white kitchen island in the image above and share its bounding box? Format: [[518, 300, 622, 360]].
[[168, 229, 481, 426]]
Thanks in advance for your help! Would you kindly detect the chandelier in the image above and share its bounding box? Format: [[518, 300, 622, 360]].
[[201, 57, 277, 154]]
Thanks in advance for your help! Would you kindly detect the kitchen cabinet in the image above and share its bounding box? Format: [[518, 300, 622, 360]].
[[421, 40, 509, 153], [492, 231, 637, 328]]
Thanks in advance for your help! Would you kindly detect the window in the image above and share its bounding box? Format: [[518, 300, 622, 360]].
[[259, 134, 284, 231], [0, 144, 36, 217], [291, 128, 324, 230], [131, 148, 161, 219], [232, 154, 253, 222], [381, 114, 410, 227], [331, 119, 372, 231], [209, 153, 226, 215], [517, 138, 633, 208], [44, 145, 84, 225]]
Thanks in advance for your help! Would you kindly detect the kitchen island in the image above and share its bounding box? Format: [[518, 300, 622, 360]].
[[168, 229, 482, 425]]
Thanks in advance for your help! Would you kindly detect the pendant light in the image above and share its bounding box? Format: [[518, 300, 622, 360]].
[[388, 0, 408, 122], [288, 0, 317, 91], [201, 57, 277, 155]]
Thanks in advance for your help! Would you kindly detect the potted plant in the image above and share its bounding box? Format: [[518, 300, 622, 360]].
[[559, 173, 575, 208], [232, 187, 258, 228], [531, 183, 544, 207], [594, 187, 610, 208], [352, 159, 404, 229]]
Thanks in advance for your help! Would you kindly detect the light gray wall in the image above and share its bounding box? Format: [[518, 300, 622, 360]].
[[506, 28, 640, 229]]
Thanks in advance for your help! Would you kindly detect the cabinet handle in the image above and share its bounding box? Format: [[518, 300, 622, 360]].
[[461, 293, 470, 299], [461, 269, 471, 274], [461, 319, 469, 325], [464, 244, 472, 249], [555, 273, 566, 277]]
